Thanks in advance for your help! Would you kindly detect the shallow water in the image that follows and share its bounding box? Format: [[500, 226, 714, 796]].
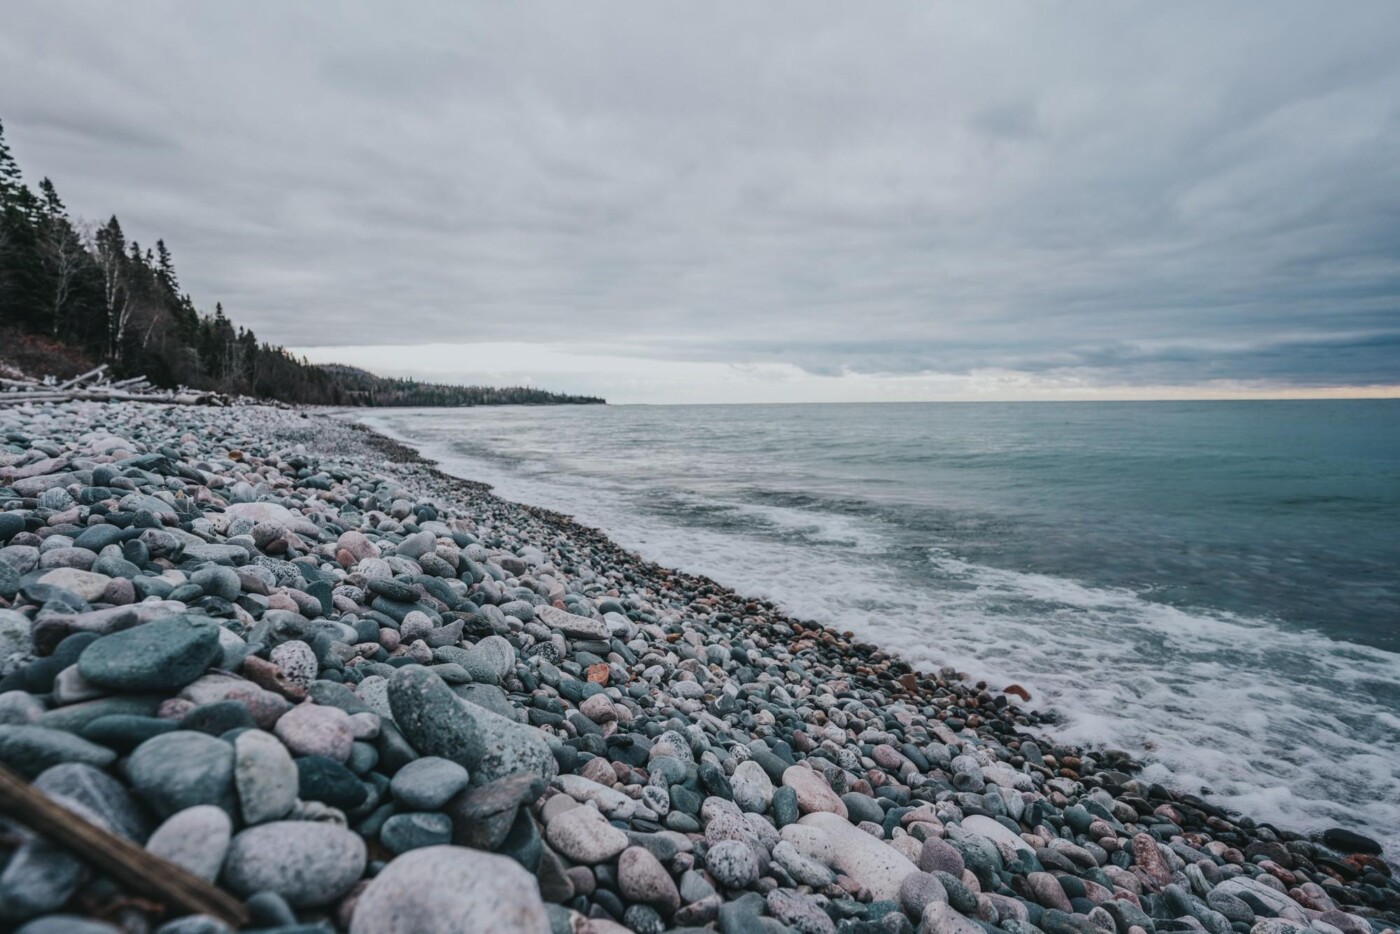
[[359, 400, 1400, 850]]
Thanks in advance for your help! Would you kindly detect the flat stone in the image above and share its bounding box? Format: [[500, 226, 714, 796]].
[[222, 820, 367, 907], [0, 725, 116, 778], [961, 814, 1033, 853], [146, 805, 232, 880], [391, 755, 471, 810], [555, 773, 637, 819], [463, 634, 516, 682], [349, 845, 549, 933], [773, 840, 836, 887], [78, 615, 221, 692], [1027, 870, 1073, 912], [1, 610, 33, 672], [537, 605, 608, 639], [446, 771, 543, 850], [380, 811, 453, 854], [33, 762, 149, 842], [37, 567, 111, 601], [180, 673, 291, 729], [1130, 832, 1174, 890], [1322, 828, 1382, 856], [899, 870, 949, 918], [545, 804, 630, 863], [14, 917, 121, 934]]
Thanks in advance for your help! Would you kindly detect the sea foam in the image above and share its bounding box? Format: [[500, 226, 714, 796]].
[[361, 409, 1400, 854]]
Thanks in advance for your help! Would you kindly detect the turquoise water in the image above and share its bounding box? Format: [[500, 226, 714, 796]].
[[364, 400, 1400, 849]]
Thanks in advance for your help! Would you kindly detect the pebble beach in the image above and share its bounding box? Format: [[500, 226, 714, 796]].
[[0, 399, 1395, 934]]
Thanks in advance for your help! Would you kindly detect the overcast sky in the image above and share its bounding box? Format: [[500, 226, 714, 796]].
[[3, 2, 1398, 403]]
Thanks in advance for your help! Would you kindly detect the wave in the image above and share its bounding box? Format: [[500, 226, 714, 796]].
[[358, 409, 1400, 854]]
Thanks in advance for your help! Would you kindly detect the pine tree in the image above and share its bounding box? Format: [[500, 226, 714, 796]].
[[155, 239, 178, 292], [0, 119, 24, 203]]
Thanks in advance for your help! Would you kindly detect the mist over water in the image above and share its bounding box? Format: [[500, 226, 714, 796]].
[[360, 400, 1400, 851]]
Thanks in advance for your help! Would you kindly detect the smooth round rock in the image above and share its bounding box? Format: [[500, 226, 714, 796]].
[[782, 766, 848, 818], [191, 566, 241, 601], [706, 839, 760, 889], [350, 845, 549, 933], [146, 805, 232, 880], [125, 731, 235, 819], [545, 804, 629, 864], [296, 755, 368, 809], [234, 729, 298, 825], [222, 821, 366, 907], [766, 888, 836, 934], [619, 845, 681, 915], [274, 702, 354, 762], [269, 640, 318, 689], [921, 900, 986, 934]]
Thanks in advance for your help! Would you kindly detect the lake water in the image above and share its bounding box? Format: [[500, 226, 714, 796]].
[[361, 400, 1400, 850]]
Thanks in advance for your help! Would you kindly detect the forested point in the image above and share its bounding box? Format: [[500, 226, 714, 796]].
[[0, 119, 604, 407]]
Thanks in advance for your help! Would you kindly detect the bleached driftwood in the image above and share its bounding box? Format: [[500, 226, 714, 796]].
[[0, 365, 232, 407]]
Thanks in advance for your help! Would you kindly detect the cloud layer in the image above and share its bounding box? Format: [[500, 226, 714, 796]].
[[3, 2, 1398, 394]]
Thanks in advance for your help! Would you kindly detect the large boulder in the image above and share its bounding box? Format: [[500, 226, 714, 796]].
[[388, 667, 556, 786]]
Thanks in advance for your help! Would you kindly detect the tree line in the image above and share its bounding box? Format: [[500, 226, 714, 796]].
[[0, 119, 603, 407]]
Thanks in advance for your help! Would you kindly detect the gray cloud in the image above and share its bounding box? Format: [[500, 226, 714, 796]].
[[1, 1, 1397, 389]]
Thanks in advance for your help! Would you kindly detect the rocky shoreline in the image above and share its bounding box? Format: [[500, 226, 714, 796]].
[[0, 399, 1394, 934]]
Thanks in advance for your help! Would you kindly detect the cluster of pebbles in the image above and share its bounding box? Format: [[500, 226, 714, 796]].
[[0, 400, 1394, 934]]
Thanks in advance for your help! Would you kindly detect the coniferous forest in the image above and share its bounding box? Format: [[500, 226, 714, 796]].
[[0, 120, 603, 406]]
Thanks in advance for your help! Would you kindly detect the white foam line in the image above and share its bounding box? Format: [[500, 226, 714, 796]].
[[358, 409, 1400, 855]]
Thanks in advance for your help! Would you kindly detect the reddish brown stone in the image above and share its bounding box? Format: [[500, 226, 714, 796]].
[[1130, 832, 1174, 890], [243, 654, 308, 701], [586, 663, 610, 685], [1002, 683, 1032, 701]]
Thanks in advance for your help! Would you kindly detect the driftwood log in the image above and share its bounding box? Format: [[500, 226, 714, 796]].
[[0, 762, 250, 928], [0, 365, 234, 407]]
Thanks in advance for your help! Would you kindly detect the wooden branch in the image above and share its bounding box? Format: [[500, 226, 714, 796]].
[[54, 364, 108, 391], [0, 762, 249, 928]]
